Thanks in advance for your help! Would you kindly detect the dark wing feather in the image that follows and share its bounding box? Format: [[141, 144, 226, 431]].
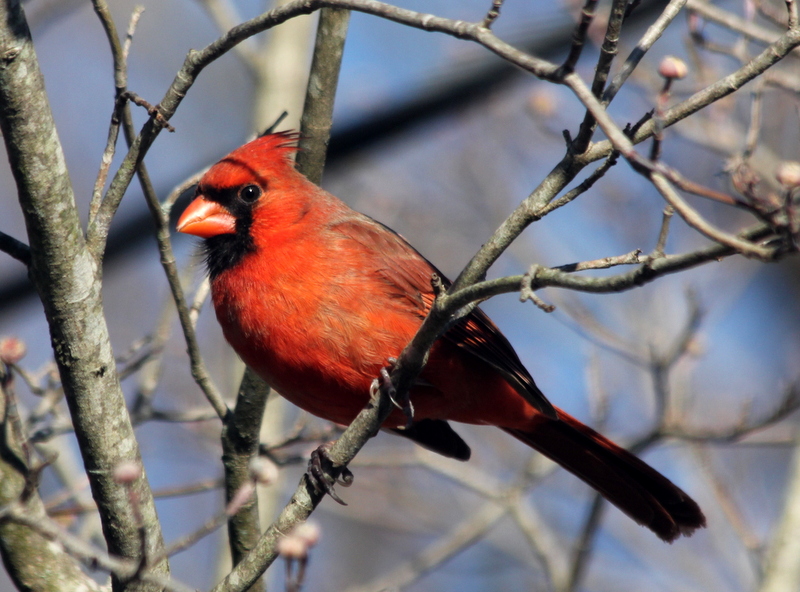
[[444, 307, 557, 419], [336, 214, 557, 419]]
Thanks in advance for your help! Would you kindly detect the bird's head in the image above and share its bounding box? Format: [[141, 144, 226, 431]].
[[176, 131, 301, 240], [176, 131, 303, 277]]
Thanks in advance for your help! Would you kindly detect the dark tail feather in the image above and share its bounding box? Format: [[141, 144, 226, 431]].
[[504, 412, 706, 542], [389, 419, 472, 461]]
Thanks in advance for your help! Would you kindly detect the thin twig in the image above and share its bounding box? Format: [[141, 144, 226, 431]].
[[346, 502, 508, 592], [573, 0, 628, 152], [481, 0, 505, 29], [693, 446, 762, 552], [196, 0, 260, 72], [0, 232, 31, 266], [88, 99, 125, 224], [163, 169, 207, 214], [559, 0, 599, 77], [88, 0, 135, 249], [603, 0, 688, 103], [665, 382, 800, 443], [656, 164, 742, 206], [567, 495, 606, 591], [554, 249, 644, 272], [743, 77, 766, 160], [686, 0, 791, 45], [439, 223, 775, 312], [0, 505, 195, 592], [188, 278, 211, 327], [122, 6, 145, 62], [788, 0, 799, 29], [122, 91, 176, 132], [48, 478, 225, 516], [521, 265, 557, 313], [650, 76, 674, 162], [653, 206, 675, 256], [537, 151, 621, 217], [139, 173, 229, 417], [649, 172, 775, 259]]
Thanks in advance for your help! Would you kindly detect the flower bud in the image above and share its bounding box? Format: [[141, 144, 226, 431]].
[[658, 56, 688, 80], [113, 461, 142, 484], [0, 337, 26, 365], [775, 161, 800, 187], [249, 456, 279, 485], [526, 88, 556, 118], [277, 535, 308, 559], [292, 522, 321, 548]]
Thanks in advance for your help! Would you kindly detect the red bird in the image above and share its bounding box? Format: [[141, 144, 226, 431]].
[[177, 132, 705, 542]]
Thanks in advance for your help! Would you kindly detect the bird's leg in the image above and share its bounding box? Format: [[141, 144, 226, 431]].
[[369, 357, 414, 428], [306, 442, 353, 506]]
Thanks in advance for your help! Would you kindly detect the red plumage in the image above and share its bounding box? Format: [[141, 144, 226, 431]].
[[177, 133, 705, 542]]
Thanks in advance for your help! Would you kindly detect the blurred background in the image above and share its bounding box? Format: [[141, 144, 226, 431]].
[[2, 0, 800, 590]]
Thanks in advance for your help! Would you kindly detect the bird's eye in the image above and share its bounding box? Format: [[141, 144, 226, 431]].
[[239, 184, 262, 203]]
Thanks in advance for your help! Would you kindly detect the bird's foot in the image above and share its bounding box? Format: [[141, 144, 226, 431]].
[[306, 442, 353, 506], [369, 357, 414, 428]]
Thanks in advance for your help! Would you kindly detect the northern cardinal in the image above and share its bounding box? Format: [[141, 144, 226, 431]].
[[177, 132, 705, 542]]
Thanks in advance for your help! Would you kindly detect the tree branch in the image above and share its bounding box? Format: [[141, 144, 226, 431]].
[[0, 364, 102, 592], [0, 231, 31, 266], [295, 7, 351, 184], [0, 4, 168, 591]]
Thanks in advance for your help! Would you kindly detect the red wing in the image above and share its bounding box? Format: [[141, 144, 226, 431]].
[[334, 214, 557, 419]]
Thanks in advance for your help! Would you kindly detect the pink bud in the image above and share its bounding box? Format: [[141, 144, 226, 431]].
[[0, 337, 26, 365], [776, 161, 800, 187], [113, 461, 142, 484], [277, 535, 308, 559], [526, 88, 557, 118], [292, 522, 321, 547], [658, 56, 688, 80], [249, 457, 279, 485]]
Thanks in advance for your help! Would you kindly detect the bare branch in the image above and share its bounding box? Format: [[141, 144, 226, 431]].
[[222, 369, 270, 575], [653, 206, 675, 256], [195, 0, 261, 72], [295, 7, 351, 184], [481, 0, 505, 29], [559, 0, 599, 78], [758, 432, 800, 592], [0, 4, 168, 588], [743, 77, 767, 159], [693, 446, 762, 552], [788, 0, 799, 30], [649, 172, 775, 259], [436, 221, 774, 319], [0, 364, 103, 592], [346, 502, 507, 592], [140, 179, 230, 419], [0, 231, 31, 266], [687, 0, 792, 45], [573, 0, 628, 151], [603, 0, 688, 103], [0, 505, 195, 592], [554, 249, 645, 272], [88, 4, 144, 224]]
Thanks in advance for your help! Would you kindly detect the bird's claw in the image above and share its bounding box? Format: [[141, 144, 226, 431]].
[[306, 442, 353, 506], [369, 357, 414, 428]]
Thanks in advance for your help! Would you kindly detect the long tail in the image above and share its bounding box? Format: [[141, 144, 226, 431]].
[[504, 411, 706, 542]]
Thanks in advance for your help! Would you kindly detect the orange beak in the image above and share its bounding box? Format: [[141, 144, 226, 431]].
[[176, 197, 236, 238]]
